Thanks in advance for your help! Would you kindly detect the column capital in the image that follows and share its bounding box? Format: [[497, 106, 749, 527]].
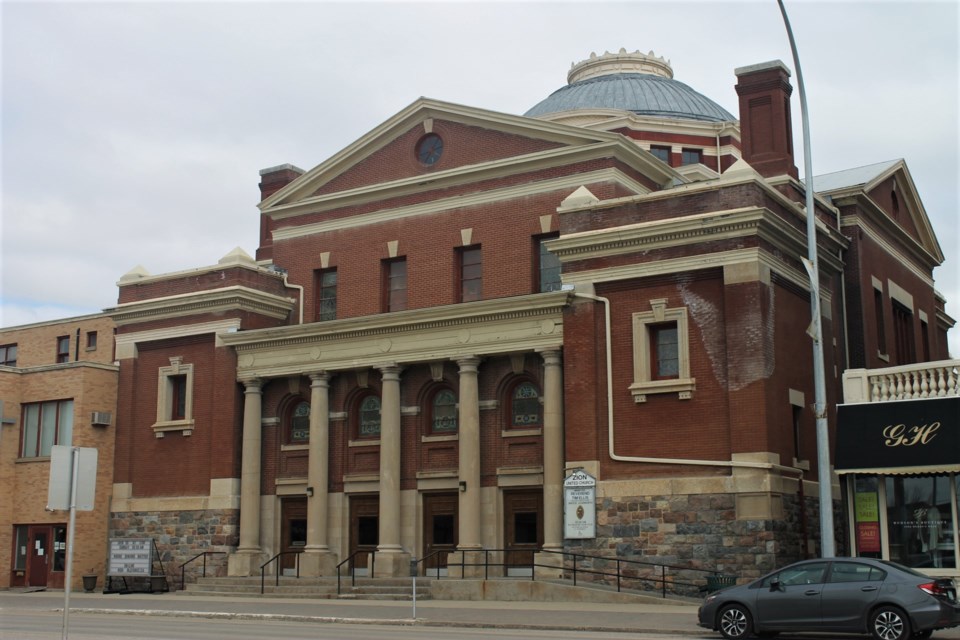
[[537, 349, 562, 366], [309, 371, 331, 386], [240, 377, 263, 392], [376, 363, 402, 380], [453, 355, 481, 371]]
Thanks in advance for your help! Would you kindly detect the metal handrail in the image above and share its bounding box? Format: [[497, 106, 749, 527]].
[[260, 550, 302, 594], [178, 551, 227, 591], [448, 547, 727, 598], [335, 549, 376, 594], [414, 550, 446, 578]]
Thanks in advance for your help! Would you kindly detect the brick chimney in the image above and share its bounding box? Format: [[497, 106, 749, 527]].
[[258, 163, 305, 201], [256, 164, 304, 262], [734, 60, 798, 180]]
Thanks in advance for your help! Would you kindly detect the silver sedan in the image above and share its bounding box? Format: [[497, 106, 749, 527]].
[[697, 558, 959, 640]]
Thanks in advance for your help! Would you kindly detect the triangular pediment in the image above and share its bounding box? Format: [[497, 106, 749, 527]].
[[259, 97, 678, 218], [815, 159, 944, 265]]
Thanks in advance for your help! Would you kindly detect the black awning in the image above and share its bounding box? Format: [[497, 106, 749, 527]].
[[835, 396, 960, 474]]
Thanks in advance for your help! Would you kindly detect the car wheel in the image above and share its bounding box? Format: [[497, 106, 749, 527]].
[[870, 605, 912, 640], [718, 604, 753, 640]]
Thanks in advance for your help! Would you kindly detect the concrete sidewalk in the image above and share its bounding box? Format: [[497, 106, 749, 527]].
[[0, 589, 702, 635]]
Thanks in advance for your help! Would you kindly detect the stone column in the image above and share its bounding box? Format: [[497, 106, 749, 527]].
[[229, 378, 264, 576], [375, 364, 409, 576], [456, 356, 482, 551], [301, 372, 337, 576], [536, 349, 565, 578]]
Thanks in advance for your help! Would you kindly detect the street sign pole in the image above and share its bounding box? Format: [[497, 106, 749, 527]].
[[62, 447, 80, 640]]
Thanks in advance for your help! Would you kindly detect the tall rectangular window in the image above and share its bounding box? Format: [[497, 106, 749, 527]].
[[0, 343, 17, 366], [20, 399, 73, 458], [170, 374, 188, 421], [314, 269, 338, 321], [86, 331, 98, 350], [874, 288, 887, 356], [649, 145, 671, 164], [680, 148, 703, 166], [383, 258, 408, 312], [650, 323, 679, 379], [56, 336, 70, 363], [459, 246, 482, 302], [537, 236, 561, 293], [892, 301, 915, 364], [920, 319, 931, 362]]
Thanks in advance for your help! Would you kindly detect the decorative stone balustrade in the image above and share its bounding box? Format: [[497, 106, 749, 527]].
[[842, 359, 960, 404]]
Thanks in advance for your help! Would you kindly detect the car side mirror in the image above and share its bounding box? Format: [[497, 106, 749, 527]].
[[770, 579, 782, 591]]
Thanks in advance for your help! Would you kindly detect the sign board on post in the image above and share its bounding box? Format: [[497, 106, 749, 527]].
[[47, 446, 98, 511], [563, 469, 597, 539]]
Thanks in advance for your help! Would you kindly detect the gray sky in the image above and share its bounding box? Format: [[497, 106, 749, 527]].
[[2, 0, 958, 357]]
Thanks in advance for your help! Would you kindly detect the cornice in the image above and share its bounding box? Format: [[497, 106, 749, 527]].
[[548, 206, 846, 274], [836, 193, 943, 269], [0, 361, 119, 375], [222, 290, 571, 353], [107, 286, 295, 326], [841, 214, 937, 287], [560, 247, 832, 302], [271, 168, 649, 242]]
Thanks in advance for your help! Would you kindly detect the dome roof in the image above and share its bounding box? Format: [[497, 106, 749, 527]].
[[525, 49, 735, 123]]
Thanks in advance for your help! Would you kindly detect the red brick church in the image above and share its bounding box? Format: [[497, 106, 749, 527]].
[[104, 49, 954, 587]]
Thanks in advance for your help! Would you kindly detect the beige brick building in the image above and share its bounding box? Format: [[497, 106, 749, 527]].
[[0, 314, 117, 589]]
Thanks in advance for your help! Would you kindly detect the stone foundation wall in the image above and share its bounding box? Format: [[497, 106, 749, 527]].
[[110, 509, 238, 587], [563, 492, 841, 596]]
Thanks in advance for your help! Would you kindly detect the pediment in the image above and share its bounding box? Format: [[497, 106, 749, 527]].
[[259, 98, 676, 218], [817, 159, 944, 265]]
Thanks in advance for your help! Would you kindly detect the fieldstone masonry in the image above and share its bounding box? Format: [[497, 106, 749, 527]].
[[110, 509, 238, 586]]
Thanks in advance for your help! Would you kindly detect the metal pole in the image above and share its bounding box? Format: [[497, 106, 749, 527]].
[[62, 447, 80, 639], [777, 0, 835, 557]]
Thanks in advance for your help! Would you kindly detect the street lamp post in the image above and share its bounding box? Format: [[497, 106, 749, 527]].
[[777, 0, 836, 558]]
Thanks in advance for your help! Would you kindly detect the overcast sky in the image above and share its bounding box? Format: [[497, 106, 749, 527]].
[[2, 0, 957, 357]]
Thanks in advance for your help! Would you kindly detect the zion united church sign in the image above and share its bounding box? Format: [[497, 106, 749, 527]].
[[836, 396, 960, 475]]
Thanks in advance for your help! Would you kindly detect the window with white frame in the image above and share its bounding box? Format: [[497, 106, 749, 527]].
[[630, 299, 695, 402], [153, 356, 195, 437]]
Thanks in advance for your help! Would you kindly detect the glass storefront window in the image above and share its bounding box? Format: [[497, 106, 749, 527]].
[[885, 475, 955, 569], [853, 477, 882, 558]]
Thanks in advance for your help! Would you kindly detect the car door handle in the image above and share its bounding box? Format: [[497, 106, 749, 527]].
[[861, 586, 878, 592], [805, 590, 820, 596]]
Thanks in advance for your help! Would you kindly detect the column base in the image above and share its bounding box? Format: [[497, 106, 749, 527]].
[[228, 550, 266, 577], [299, 550, 339, 577], [534, 550, 565, 580], [372, 550, 412, 578]]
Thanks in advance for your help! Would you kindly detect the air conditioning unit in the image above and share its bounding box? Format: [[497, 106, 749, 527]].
[[91, 411, 112, 427]]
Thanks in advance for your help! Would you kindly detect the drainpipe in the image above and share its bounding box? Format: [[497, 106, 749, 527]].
[[277, 270, 304, 325], [716, 131, 722, 174], [572, 290, 805, 479]]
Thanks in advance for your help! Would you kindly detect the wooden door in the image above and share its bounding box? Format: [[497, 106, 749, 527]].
[[503, 490, 542, 573], [280, 498, 307, 573], [349, 495, 379, 571], [27, 526, 50, 587], [422, 493, 458, 573]]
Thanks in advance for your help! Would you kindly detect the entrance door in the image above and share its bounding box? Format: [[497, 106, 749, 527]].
[[349, 495, 379, 573], [27, 526, 50, 587], [423, 493, 458, 574], [503, 490, 543, 576], [281, 498, 307, 574]]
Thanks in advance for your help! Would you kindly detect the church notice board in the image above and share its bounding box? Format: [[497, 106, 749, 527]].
[[108, 538, 155, 577]]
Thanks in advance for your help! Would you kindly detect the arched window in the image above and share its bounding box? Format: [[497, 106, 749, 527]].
[[431, 389, 458, 433], [358, 395, 381, 438], [289, 400, 310, 444], [510, 382, 541, 428]]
